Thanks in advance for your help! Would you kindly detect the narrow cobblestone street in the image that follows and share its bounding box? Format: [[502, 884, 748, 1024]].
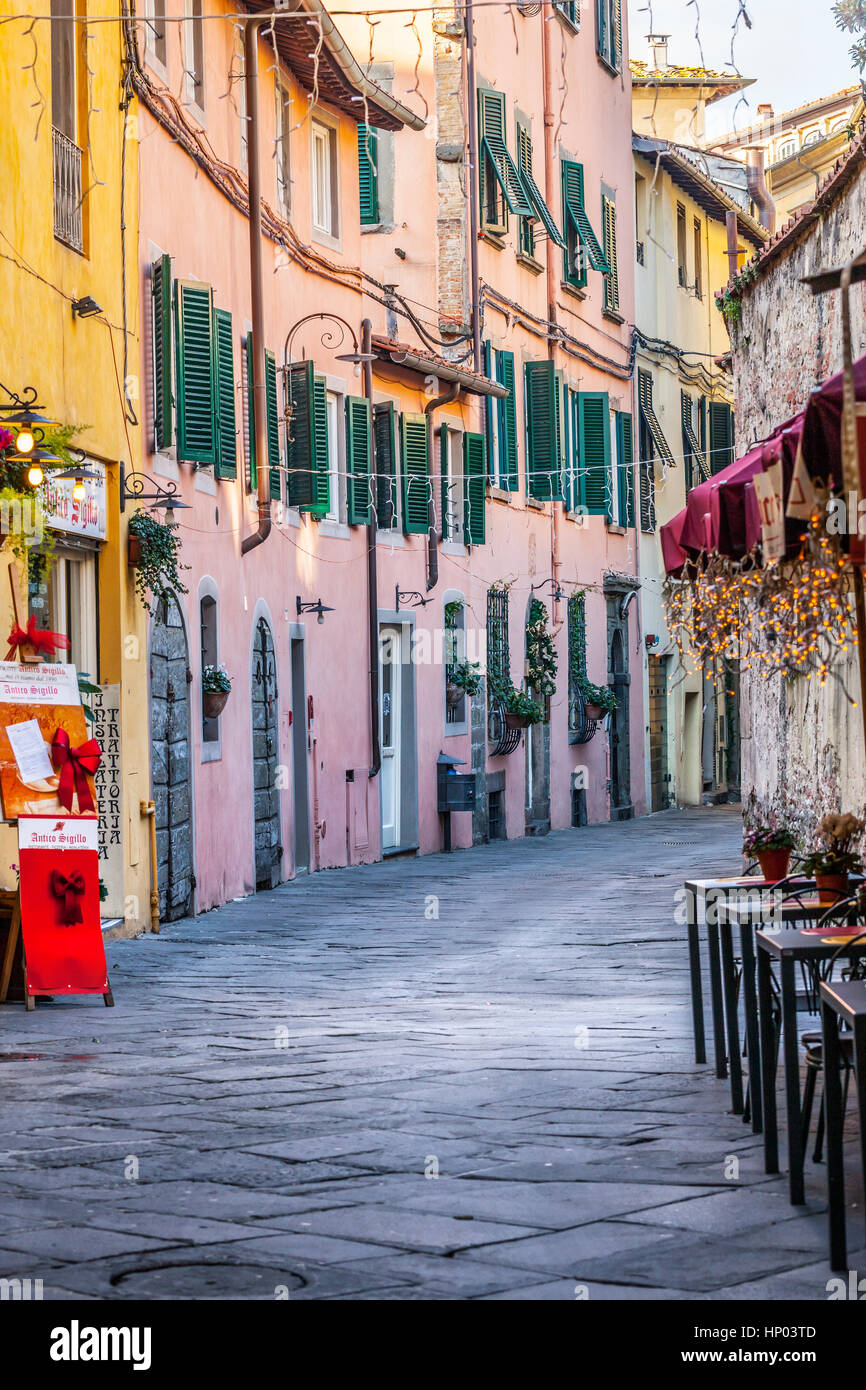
[[0, 805, 857, 1300]]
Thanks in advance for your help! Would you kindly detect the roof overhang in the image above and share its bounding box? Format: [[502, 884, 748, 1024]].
[[630, 67, 754, 105], [371, 338, 509, 398], [241, 0, 426, 131], [633, 135, 769, 248]]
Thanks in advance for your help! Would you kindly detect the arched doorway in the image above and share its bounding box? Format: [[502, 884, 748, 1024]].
[[252, 616, 282, 889], [149, 593, 193, 921]]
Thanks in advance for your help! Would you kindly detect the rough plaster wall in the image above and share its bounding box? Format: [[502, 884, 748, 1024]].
[[733, 167, 866, 829], [434, 10, 470, 338]]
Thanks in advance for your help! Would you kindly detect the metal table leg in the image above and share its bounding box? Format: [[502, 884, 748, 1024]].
[[706, 915, 728, 1080], [740, 920, 763, 1134], [686, 887, 706, 1065], [822, 997, 846, 1271], [720, 918, 744, 1114], [855, 1016, 866, 1258], [781, 956, 806, 1205], [758, 944, 778, 1174]]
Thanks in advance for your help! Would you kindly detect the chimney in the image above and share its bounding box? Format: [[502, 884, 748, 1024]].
[[647, 34, 670, 73], [757, 102, 774, 122], [745, 147, 777, 235]]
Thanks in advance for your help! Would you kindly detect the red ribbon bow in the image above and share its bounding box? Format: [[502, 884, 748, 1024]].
[[5, 616, 71, 661], [51, 729, 101, 814], [50, 869, 86, 926]]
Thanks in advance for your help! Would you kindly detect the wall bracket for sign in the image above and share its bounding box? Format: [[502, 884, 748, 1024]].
[[119, 461, 191, 513]]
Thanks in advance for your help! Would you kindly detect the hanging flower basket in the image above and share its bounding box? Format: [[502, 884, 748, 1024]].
[[128, 534, 143, 569], [585, 702, 606, 721], [504, 710, 532, 731], [445, 681, 463, 709], [202, 689, 229, 720]]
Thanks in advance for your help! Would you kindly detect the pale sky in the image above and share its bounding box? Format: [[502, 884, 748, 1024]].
[[628, 0, 862, 137]]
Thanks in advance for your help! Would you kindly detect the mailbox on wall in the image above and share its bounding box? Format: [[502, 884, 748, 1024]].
[[437, 752, 476, 852]]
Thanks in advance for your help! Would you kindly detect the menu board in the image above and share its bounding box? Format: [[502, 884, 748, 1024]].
[[0, 663, 93, 821]]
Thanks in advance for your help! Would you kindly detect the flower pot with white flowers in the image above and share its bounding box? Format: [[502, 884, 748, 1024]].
[[202, 663, 232, 720]]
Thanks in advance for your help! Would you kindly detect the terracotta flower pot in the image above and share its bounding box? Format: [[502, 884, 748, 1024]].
[[202, 689, 229, 720], [445, 681, 463, 709], [127, 534, 142, 568], [504, 710, 530, 731], [585, 702, 605, 721], [815, 872, 848, 906], [757, 848, 791, 882]]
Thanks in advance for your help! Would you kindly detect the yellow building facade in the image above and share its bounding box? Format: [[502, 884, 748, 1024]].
[[0, 3, 150, 932]]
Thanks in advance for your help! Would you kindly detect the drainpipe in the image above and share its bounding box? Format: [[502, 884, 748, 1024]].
[[464, 0, 482, 373], [241, 17, 272, 556], [363, 319, 381, 779], [541, 2, 562, 624], [425, 384, 460, 590], [745, 148, 777, 235]]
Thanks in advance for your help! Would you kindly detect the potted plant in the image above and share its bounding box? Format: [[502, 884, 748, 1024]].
[[579, 680, 617, 721], [501, 683, 545, 730], [202, 663, 232, 719], [801, 812, 865, 904], [446, 660, 483, 708], [127, 509, 189, 613], [742, 823, 795, 882]]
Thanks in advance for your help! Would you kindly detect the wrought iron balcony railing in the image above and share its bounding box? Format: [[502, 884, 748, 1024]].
[[53, 126, 83, 253]]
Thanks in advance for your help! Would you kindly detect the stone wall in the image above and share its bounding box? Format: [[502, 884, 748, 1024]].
[[732, 153, 866, 831]]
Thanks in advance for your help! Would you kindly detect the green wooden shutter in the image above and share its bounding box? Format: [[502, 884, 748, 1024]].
[[497, 349, 518, 490], [479, 88, 532, 217], [400, 413, 431, 534], [597, 0, 608, 61], [579, 392, 611, 517], [286, 360, 315, 507], [562, 386, 574, 512], [440, 423, 451, 539], [246, 334, 256, 491], [616, 410, 634, 526], [175, 281, 216, 465], [464, 432, 486, 546], [310, 375, 330, 514], [152, 253, 173, 450], [524, 360, 564, 501], [265, 350, 281, 501], [708, 401, 734, 475], [612, 0, 622, 69], [483, 342, 496, 482], [602, 196, 620, 312], [562, 160, 609, 277], [516, 123, 565, 249], [213, 307, 236, 480], [346, 395, 372, 524], [374, 402, 396, 527], [357, 124, 379, 225]]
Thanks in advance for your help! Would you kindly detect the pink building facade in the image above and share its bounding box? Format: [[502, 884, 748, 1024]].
[[133, 0, 643, 920]]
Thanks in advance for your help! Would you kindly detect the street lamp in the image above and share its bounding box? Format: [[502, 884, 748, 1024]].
[[0, 382, 57, 457], [282, 313, 375, 442]]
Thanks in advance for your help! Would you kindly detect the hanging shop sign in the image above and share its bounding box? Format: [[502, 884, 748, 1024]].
[[40, 461, 107, 541], [0, 662, 99, 820], [752, 460, 786, 563], [17, 815, 110, 999]]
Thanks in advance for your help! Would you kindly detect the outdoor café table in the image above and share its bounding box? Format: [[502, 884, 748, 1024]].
[[756, 918, 866, 1206], [818, 978, 866, 1271]]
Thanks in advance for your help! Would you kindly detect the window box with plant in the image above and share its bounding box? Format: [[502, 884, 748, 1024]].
[[801, 812, 865, 904], [127, 509, 189, 613], [202, 662, 232, 720], [446, 661, 483, 709], [500, 682, 545, 730], [742, 823, 796, 882], [577, 680, 617, 720]]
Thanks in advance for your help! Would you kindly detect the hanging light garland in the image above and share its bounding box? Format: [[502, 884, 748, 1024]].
[[663, 513, 859, 702]]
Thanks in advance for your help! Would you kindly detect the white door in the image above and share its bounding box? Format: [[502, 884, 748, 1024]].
[[380, 625, 402, 850]]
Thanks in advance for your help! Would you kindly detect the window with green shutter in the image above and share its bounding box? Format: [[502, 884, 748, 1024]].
[[152, 253, 173, 451], [602, 194, 620, 313], [374, 401, 397, 528], [637, 370, 657, 533], [616, 410, 634, 526], [578, 392, 611, 517], [597, 0, 622, 71], [515, 123, 565, 258], [708, 400, 735, 475], [213, 307, 236, 480], [345, 395, 372, 524], [265, 350, 281, 501], [175, 280, 216, 465], [681, 392, 707, 493], [357, 124, 379, 226], [524, 360, 565, 501], [400, 413, 431, 534], [285, 360, 329, 512], [479, 88, 531, 235], [484, 343, 518, 491], [554, 1, 579, 27], [463, 432, 486, 545], [561, 160, 609, 289]]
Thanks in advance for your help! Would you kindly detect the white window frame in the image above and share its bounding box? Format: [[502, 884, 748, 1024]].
[[441, 420, 465, 546], [183, 0, 206, 120], [275, 73, 291, 213], [311, 114, 340, 247], [142, 0, 169, 80]]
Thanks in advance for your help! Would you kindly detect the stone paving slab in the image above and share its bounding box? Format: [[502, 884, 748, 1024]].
[[0, 805, 859, 1300]]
